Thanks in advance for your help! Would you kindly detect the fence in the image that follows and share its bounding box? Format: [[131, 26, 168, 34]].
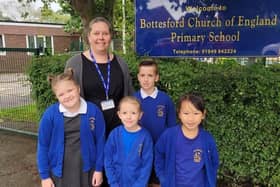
[[0, 48, 41, 136]]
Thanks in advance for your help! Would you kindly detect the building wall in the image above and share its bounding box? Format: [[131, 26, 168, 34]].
[[0, 23, 74, 36], [5, 34, 26, 48], [0, 21, 81, 53], [0, 52, 32, 73], [0, 21, 81, 72], [53, 35, 81, 53]]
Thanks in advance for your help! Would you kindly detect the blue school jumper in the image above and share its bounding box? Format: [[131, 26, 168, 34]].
[[134, 89, 177, 142], [154, 125, 219, 187], [104, 126, 153, 187], [37, 102, 105, 179]]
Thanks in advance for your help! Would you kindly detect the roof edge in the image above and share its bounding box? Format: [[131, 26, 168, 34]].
[[0, 20, 65, 28]]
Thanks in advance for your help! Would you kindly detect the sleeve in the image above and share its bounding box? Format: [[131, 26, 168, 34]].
[[154, 132, 167, 183], [133, 133, 154, 187], [116, 55, 135, 95], [210, 135, 219, 179], [166, 96, 177, 127], [93, 107, 106, 172], [37, 109, 53, 179], [104, 131, 119, 186], [126, 71, 135, 96], [65, 54, 82, 89]]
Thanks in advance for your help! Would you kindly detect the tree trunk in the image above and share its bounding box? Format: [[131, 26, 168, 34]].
[[70, 0, 95, 28], [70, 0, 115, 28], [103, 0, 115, 22]]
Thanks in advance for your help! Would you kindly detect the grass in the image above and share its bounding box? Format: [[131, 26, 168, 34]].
[[0, 103, 39, 123]]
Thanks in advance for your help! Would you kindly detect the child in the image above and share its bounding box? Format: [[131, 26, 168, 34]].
[[104, 96, 153, 187], [154, 93, 219, 187], [37, 68, 106, 187], [134, 59, 176, 186]]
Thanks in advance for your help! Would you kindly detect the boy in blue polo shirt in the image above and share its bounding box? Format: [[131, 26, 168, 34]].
[[134, 59, 177, 186]]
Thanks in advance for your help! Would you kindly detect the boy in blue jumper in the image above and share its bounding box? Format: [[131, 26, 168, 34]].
[[37, 69, 105, 187], [104, 96, 153, 187], [134, 59, 176, 186], [154, 93, 219, 187]]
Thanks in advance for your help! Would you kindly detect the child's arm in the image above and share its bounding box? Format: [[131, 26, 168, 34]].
[[132, 135, 154, 187], [210, 136, 219, 177], [104, 133, 119, 187], [154, 133, 167, 183], [37, 110, 53, 180], [166, 96, 177, 127], [93, 107, 106, 172], [92, 171, 103, 186]]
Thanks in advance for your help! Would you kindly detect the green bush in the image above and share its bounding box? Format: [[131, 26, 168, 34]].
[[28, 54, 280, 186], [27, 54, 71, 116]]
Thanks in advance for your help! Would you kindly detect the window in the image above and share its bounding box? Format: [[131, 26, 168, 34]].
[[70, 37, 83, 51], [45, 36, 52, 49], [27, 36, 35, 48], [36, 36, 44, 49], [45, 36, 52, 55], [26, 35, 54, 55], [0, 34, 6, 55]]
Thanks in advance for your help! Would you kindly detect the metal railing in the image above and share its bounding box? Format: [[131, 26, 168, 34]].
[[0, 48, 42, 136]]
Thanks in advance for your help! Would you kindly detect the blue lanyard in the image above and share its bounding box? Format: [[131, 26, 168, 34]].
[[89, 49, 111, 100]]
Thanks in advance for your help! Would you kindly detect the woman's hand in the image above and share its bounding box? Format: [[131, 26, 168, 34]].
[[41, 178, 55, 187], [92, 171, 103, 187]]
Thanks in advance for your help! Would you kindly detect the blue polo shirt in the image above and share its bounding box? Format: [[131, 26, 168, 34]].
[[175, 128, 206, 187]]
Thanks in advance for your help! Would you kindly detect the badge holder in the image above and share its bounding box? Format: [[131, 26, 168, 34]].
[[101, 99, 115, 111]]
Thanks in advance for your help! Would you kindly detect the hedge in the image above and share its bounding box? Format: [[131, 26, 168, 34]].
[[27, 54, 280, 186]]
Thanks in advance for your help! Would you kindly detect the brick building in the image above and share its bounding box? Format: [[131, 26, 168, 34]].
[[0, 20, 82, 72]]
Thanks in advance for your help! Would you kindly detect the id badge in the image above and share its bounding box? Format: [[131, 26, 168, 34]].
[[101, 99, 115, 111]]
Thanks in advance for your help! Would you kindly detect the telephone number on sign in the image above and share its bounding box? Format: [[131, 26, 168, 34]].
[[201, 49, 217, 54], [217, 48, 237, 54], [201, 48, 237, 55]]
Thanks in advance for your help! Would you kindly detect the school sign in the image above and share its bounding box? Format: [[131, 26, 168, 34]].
[[135, 0, 280, 57]]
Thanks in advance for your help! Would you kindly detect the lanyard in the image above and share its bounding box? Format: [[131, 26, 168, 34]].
[[89, 49, 111, 100]]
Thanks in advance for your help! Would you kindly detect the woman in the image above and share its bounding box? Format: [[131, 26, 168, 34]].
[[65, 17, 134, 138]]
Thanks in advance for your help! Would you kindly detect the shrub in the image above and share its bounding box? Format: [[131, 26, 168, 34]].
[[27, 54, 280, 186], [27, 54, 70, 116]]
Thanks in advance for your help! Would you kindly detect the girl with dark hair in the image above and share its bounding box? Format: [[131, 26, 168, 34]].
[[154, 93, 219, 187]]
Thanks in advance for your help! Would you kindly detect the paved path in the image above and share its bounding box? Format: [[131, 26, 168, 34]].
[[0, 130, 40, 187]]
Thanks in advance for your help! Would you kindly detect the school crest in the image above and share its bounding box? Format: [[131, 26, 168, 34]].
[[193, 149, 203, 163], [89, 117, 95, 130], [157, 105, 165, 117], [138, 143, 143, 157]]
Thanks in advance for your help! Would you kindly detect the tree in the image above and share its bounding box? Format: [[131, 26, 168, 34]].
[[114, 0, 134, 53], [19, 0, 116, 30], [0, 11, 12, 21], [40, 4, 70, 24], [19, 0, 136, 54]]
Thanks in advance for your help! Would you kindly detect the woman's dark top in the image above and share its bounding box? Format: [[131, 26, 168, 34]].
[[82, 53, 124, 137]]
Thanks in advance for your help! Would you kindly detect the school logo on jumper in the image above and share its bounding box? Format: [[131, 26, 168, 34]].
[[138, 143, 143, 157], [157, 105, 165, 117], [193, 149, 203, 163], [89, 117, 95, 130]]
